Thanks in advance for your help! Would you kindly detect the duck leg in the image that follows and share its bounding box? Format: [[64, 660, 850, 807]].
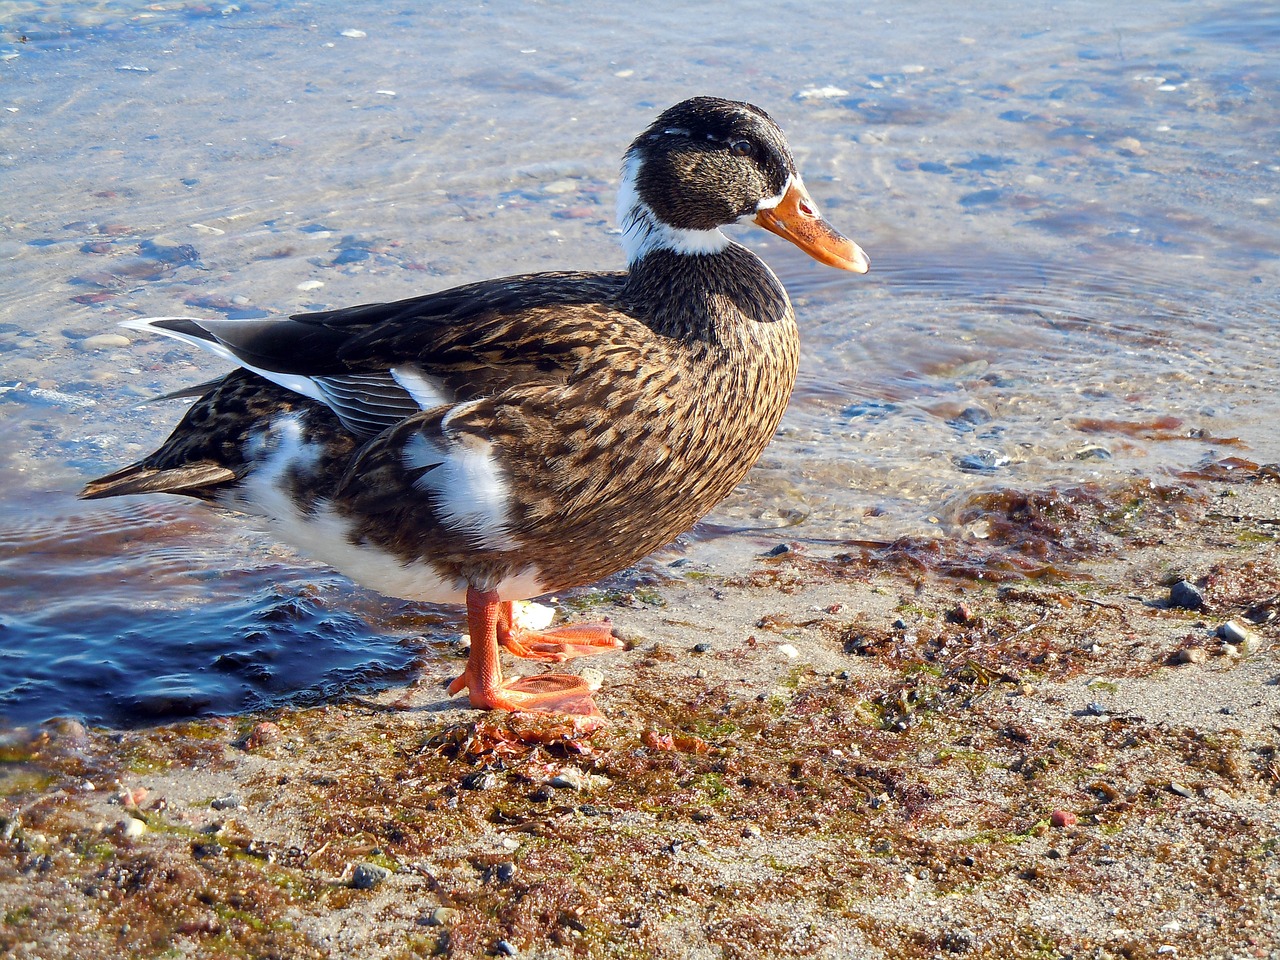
[[496, 602, 624, 662], [448, 587, 604, 715]]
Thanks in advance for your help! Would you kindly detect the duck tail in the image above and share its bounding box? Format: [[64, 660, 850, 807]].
[[79, 461, 236, 500]]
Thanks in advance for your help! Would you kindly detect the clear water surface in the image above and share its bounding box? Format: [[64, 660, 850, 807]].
[[1, 0, 1277, 725]]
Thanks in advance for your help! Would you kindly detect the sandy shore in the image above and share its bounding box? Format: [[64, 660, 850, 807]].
[[2, 469, 1278, 959]]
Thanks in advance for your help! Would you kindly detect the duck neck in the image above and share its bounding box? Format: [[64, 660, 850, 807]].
[[622, 244, 792, 343]]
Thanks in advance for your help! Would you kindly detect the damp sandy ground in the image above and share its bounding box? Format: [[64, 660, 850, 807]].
[[2, 468, 1278, 959]]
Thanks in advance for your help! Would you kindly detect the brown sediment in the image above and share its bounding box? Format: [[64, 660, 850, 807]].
[[1, 474, 1278, 958]]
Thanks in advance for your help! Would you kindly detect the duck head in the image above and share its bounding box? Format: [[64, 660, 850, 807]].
[[617, 96, 870, 274]]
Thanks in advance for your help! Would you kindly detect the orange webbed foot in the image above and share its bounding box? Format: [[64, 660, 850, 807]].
[[450, 589, 609, 716], [448, 667, 601, 716], [500, 621, 624, 662]]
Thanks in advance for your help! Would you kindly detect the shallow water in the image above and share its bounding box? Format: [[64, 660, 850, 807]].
[[2, 0, 1277, 725]]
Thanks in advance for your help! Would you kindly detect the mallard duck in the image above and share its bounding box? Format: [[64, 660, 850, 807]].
[[81, 96, 869, 715]]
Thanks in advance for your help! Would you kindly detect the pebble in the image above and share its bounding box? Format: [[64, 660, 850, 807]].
[[549, 769, 587, 791], [423, 907, 458, 926], [741, 824, 762, 839], [461, 771, 497, 791], [1175, 647, 1207, 665], [1217, 620, 1252, 647], [120, 817, 147, 839], [1073, 444, 1112, 461], [352, 862, 391, 889], [76, 333, 131, 352], [577, 667, 604, 692], [1168, 580, 1204, 610], [243, 721, 282, 750], [340, 29, 367, 38], [210, 795, 240, 811], [296, 280, 324, 292], [496, 940, 518, 957], [1168, 782, 1195, 799], [493, 861, 516, 883], [1050, 809, 1078, 828], [777, 644, 799, 660]]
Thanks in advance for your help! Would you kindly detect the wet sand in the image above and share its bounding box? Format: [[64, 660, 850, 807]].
[[2, 469, 1277, 959]]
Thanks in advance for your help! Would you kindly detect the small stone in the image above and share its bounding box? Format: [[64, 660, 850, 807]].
[[1073, 444, 1112, 461], [493, 861, 516, 883], [1175, 647, 1207, 665], [340, 28, 367, 38], [120, 817, 147, 839], [352, 862, 391, 889], [549, 769, 586, 791], [1217, 620, 1252, 646], [118, 786, 148, 808], [295, 280, 324, 291], [495, 941, 518, 957], [1049, 809, 1077, 828], [424, 907, 458, 926], [777, 644, 799, 660], [1115, 136, 1146, 156], [576, 667, 604, 692], [947, 602, 973, 625], [461, 771, 497, 791], [77, 333, 131, 352], [1168, 782, 1195, 799], [741, 824, 762, 839], [693, 642, 712, 653], [695, 668, 708, 679], [1169, 580, 1204, 610], [242, 721, 282, 750], [763, 543, 791, 557], [210, 795, 240, 811]]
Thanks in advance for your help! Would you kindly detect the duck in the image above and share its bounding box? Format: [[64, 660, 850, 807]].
[[80, 96, 870, 716]]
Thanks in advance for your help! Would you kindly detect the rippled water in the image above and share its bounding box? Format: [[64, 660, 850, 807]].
[[2, 0, 1277, 725]]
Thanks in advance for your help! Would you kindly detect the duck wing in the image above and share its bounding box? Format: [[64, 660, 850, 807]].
[[125, 270, 627, 438]]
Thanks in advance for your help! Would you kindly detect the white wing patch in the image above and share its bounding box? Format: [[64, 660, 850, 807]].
[[390, 364, 450, 411], [403, 417, 517, 553], [223, 413, 544, 602]]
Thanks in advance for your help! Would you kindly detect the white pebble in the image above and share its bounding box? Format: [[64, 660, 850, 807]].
[[296, 280, 325, 292], [340, 29, 367, 38], [777, 644, 799, 660], [121, 817, 147, 839], [77, 334, 131, 352], [511, 600, 555, 631], [189, 223, 225, 235]]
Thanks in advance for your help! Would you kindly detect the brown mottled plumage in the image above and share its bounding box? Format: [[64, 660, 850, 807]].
[[81, 97, 870, 715]]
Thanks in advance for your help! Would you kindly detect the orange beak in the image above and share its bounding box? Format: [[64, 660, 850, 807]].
[[753, 178, 870, 274]]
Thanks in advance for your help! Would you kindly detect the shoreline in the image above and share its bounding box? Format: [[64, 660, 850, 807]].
[[2, 470, 1278, 959]]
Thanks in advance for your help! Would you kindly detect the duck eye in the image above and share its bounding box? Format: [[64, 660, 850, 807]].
[[729, 139, 753, 157]]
